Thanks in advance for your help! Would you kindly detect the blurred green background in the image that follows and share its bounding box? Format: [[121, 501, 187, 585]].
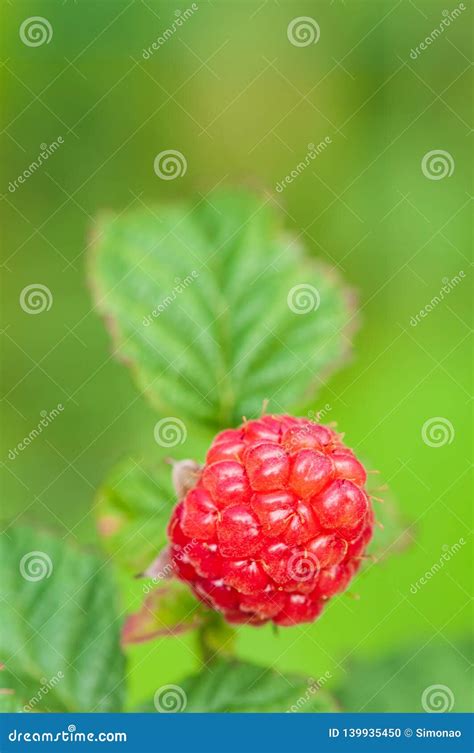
[[1, 0, 472, 711]]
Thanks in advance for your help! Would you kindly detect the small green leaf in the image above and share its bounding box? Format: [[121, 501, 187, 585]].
[[142, 659, 338, 712], [0, 526, 125, 712], [89, 189, 356, 428], [96, 458, 174, 573], [335, 638, 473, 713], [122, 582, 205, 645]]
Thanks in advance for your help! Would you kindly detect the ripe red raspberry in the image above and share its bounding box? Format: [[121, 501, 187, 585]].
[[167, 415, 374, 627]]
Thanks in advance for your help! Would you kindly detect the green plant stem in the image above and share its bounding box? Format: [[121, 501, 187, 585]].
[[195, 613, 237, 666]]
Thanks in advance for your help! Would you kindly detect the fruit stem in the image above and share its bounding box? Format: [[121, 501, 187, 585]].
[[196, 625, 216, 665], [195, 612, 237, 667]]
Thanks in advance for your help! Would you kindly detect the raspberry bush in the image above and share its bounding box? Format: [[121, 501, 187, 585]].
[[168, 414, 373, 627], [89, 189, 404, 710]]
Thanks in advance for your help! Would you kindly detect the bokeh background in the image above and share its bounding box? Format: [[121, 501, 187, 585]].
[[1, 0, 472, 711]]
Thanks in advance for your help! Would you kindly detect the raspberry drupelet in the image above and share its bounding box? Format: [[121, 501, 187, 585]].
[[167, 415, 374, 627]]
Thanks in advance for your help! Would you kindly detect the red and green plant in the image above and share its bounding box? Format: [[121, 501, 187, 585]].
[[1, 189, 410, 713]]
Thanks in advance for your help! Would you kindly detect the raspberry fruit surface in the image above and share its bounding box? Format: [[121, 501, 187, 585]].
[[167, 415, 374, 626]]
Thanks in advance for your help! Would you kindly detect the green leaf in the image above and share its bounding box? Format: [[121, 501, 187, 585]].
[[89, 188, 356, 428], [141, 659, 337, 712], [0, 526, 125, 712], [96, 458, 174, 574], [336, 638, 473, 713], [0, 665, 24, 713], [0, 692, 25, 713], [122, 582, 205, 645]]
